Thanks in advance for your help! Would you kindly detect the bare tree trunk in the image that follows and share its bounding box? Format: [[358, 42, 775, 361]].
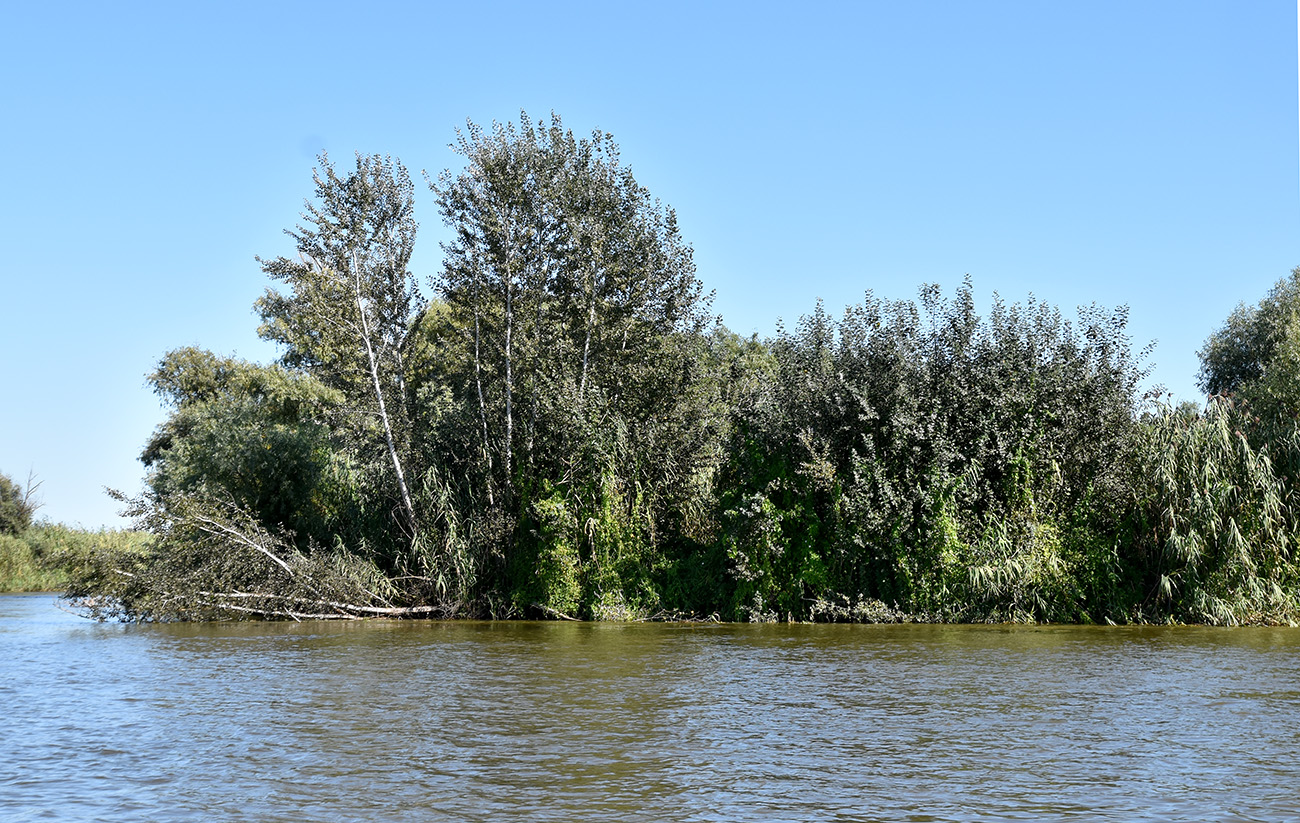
[[353, 255, 419, 540], [504, 262, 514, 496], [528, 239, 546, 466], [611, 322, 630, 404], [385, 227, 415, 452], [579, 240, 602, 403], [527, 218, 557, 465], [472, 276, 495, 508]]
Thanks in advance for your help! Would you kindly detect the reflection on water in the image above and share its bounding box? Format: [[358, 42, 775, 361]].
[[3, 593, 1300, 821]]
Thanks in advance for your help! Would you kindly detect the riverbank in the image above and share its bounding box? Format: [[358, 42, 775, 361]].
[[0, 526, 150, 593]]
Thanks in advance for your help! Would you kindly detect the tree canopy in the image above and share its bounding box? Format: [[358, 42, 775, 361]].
[[427, 113, 720, 616], [1198, 267, 1300, 401], [61, 116, 1300, 626]]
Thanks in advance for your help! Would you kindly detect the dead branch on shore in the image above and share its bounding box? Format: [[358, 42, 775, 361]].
[[65, 490, 462, 622]]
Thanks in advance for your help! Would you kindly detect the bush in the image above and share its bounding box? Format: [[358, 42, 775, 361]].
[[715, 279, 1150, 621], [0, 533, 62, 592]]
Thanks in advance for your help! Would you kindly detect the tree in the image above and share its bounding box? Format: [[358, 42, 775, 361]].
[[429, 112, 718, 613], [717, 280, 1150, 621], [139, 347, 357, 549], [1198, 267, 1300, 400], [0, 470, 41, 535], [256, 153, 425, 546], [431, 112, 711, 487], [1131, 397, 1300, 625], [1196, 266, 1300, 495]]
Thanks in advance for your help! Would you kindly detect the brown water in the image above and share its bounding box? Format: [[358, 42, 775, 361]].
[[3, 593, 1300, 822]]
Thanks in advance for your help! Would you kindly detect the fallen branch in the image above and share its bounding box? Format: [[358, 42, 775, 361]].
[[192, 515, 297, 578], [642, 609, 722, 623], [190, 590, 457, 619], [537, 604, 580, 621], [207, 601, 362, 620]]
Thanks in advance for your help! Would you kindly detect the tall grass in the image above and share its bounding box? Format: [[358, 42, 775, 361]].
[[1134, 399, 1300, 625], [0, 525, 151, 593]]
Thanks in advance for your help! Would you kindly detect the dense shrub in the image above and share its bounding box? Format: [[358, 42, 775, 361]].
[[1128, 399, 1300, 624], [717, 280, 1151, 622]]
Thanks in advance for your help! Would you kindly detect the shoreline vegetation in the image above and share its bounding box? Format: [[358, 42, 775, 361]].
[[0, 526, 150, 595], [13, 113, 1300, 626]]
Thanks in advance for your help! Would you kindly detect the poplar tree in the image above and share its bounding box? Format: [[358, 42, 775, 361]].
[[431, 113, 710, 507], [430, 113, 718, 611]]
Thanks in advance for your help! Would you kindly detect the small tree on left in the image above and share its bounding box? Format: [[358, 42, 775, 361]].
[[0, 471, 40, 535], [77, 155, 444, 620]]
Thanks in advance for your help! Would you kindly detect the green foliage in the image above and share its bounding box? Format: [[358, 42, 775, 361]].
[[0, 534, 60, 592], [429, 112, 721, 609], [715, 279, 1150, 621], [1198, 267, 1300, 402], [140, 348, 371, 555], [0, 471, 38, 536], [515, 483, 583, 617], [510, 474, 665, 620], [1132, 399, 1300, 624], [61, 116, 1300, 625], [0, 526, 151, 593]]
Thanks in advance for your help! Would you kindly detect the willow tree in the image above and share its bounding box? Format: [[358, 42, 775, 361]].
[[1197, 268, 1300, 458], [256, 153, 425, 547], [1198, 268, 1300, 398]]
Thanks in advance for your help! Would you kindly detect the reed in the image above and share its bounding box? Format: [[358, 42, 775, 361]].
[[1134, 399, 1300, 624]]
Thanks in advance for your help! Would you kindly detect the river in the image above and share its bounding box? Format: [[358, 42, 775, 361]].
[[2, 592, 1299, 821]]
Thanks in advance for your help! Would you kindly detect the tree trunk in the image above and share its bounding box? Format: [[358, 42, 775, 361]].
[[528, 225, 547, 466], [504, 260, 514, 497], [472, 276, 495, 508], [353, 255, 419, 540]]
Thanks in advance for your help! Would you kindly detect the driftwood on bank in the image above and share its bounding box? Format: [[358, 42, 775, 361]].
[[65, 490, 468, 622], [191, 590, 459, 620], [66, 587, 461, 622]]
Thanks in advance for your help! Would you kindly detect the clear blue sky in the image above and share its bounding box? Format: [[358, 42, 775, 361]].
[[2, 0, 1297, 528]]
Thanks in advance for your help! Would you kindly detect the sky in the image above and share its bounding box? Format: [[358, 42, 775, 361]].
[[2, 0, 1298, 529]]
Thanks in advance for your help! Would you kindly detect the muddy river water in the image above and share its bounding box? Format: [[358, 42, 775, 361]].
[[3, 593, 1299, 821]]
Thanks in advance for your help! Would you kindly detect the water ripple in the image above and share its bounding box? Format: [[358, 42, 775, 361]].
[[2, 596, 1299, 821]]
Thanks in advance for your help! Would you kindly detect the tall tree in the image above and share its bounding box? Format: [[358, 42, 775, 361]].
[[431, 113, 709, 502], [256, 153, 424, 545], [430, 113, 717, 613]]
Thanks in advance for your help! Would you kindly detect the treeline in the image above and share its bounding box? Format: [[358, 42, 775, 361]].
[[61, 113, 1300, 624]]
